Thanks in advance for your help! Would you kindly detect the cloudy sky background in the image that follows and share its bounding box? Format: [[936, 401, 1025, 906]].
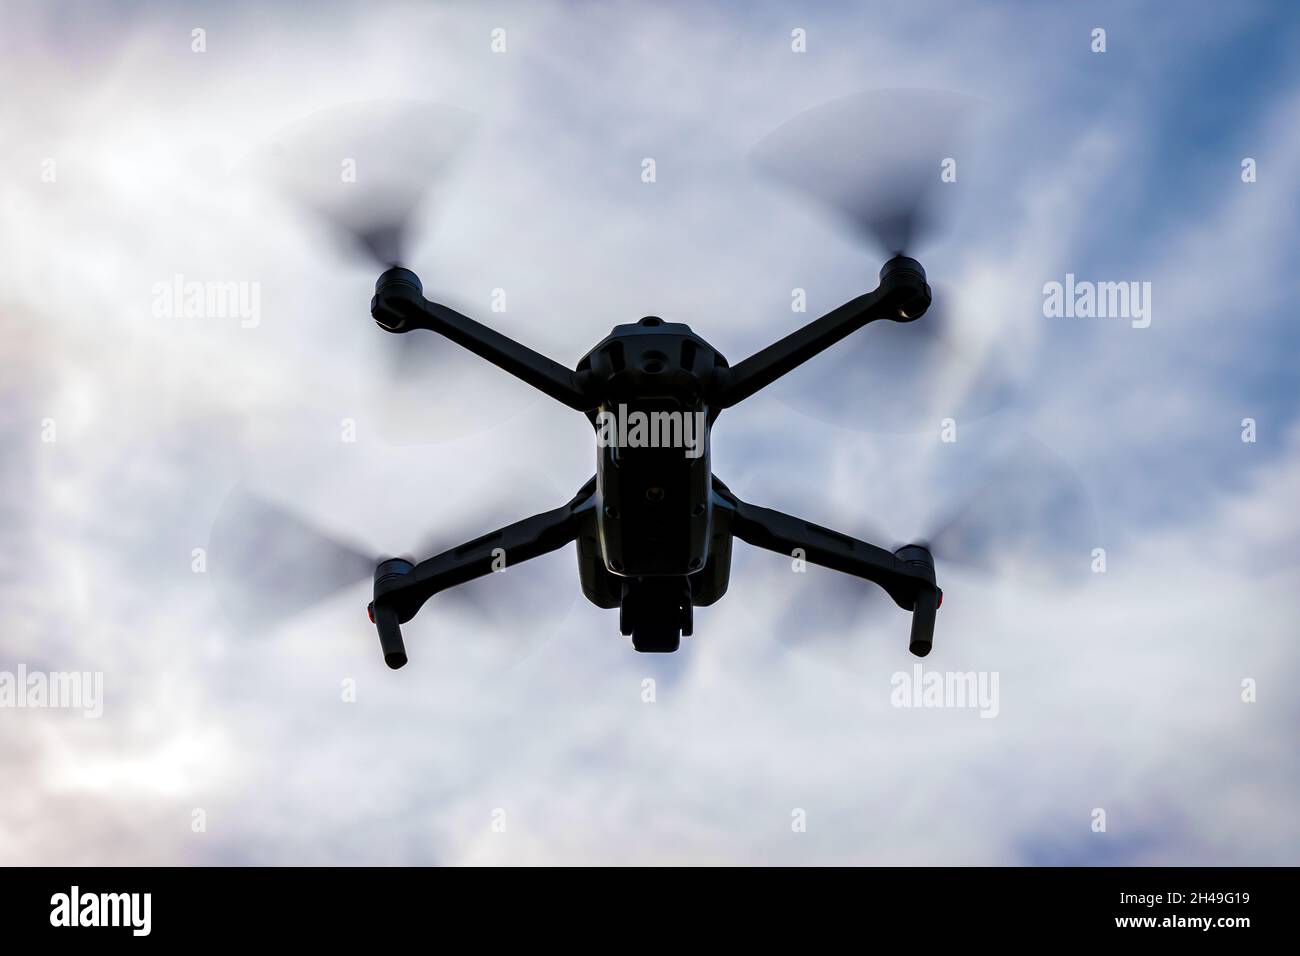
[[1, 0, 1298, 864]]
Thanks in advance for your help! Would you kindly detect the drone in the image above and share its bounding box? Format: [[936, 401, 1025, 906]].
[[365, 252, 942, 668], [240, 89, 989, 668]]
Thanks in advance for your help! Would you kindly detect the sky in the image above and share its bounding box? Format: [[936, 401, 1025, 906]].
[[1, 0, 1298, 865]]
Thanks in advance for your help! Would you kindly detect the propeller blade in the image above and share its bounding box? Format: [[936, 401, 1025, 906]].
[[205, 486, 519, 636], [208, 484, 375, 634], [752, 91, 1002, 433], [726, 428, 1097, 664], [888, 432, 1097, 577], [751, 88, 978, 256], [246, 99, 541, 445], [251, 99, 477, 269], [206, 460, 584, 676]]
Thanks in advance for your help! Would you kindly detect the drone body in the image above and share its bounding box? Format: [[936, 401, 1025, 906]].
[[366, 256, 942, 668]]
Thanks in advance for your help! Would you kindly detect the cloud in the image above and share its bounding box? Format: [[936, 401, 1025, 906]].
[[0, 0, 1296, 865]]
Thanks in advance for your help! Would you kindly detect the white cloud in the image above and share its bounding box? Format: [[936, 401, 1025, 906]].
[[0, 0, 1296, 865]]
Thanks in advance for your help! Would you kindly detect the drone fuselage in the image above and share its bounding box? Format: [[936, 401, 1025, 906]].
[[574, 318, 733, 611]]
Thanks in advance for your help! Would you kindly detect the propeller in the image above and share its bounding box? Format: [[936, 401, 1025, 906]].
[[726, 427, 1099, 664], [254, 99, 476, 270], [246, 100, 537, 444], [207, 474, 582, 674], [207, 486, 375, 634], [750, 89, 1013, 433], [878, 433, 1099, 578], [751, 88, 977, 257]]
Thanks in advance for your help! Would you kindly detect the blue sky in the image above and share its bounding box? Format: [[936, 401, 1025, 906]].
[[0, 0, 1297, 864]]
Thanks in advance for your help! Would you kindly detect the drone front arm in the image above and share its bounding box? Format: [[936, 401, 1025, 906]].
[[418, 299, 596, 411], [711, 288, 892, 408], [712, 486, 935, 613], [370, 480, 597, 667], [709, 256, 932, 409], [372, 268, 597, 412]]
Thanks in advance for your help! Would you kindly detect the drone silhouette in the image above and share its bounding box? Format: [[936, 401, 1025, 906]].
[[365, 250, 940, 667], [239, 89, 988, 669]]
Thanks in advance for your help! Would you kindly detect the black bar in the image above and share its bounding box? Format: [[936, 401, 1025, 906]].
[[0, 867, 1287, 942]]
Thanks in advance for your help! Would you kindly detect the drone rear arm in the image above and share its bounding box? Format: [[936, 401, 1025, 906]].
[[710, 256, 931, 408], [714, 484, 940, 655], [372, 268, 596, 411], [369, 478, 598, 667]]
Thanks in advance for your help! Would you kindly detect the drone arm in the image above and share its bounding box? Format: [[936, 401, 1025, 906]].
[[710, 257, 930, 409], [373, 273, 595, 411], [419, 299, 595, 410], [372, 480, 597, 640], [715, 486, 937, 615], [711, 289, 894, 408]]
